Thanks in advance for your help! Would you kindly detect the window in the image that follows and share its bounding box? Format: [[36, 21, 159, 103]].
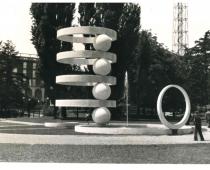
[[12, 68, 17, 73], [32, 79, 36, 86], [23, 62, 27, 69], [33, 63, 37, 69], [29, 79, 32, 86], [23, 69, 27, 75], [33, 71, 36, 78]]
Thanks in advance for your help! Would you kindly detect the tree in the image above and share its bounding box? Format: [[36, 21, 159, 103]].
[[0, 41, 28, 114], [183, 30, 210, 109], [0, 40, 18, 56], [31, 3, 87, 118], [132, 30, 185, 117], [78, 3, 96, 26], [31, 3, 76, 96], [116, 3, 141, 101]]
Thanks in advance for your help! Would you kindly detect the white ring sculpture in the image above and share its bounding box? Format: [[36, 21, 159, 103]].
[[57, 58, 96, 65], [56, 75, 116, 86], [157, 85, 191, 129], [57, 26, 117, 43], [56, 99, 116, 107], [57, 50, 117, 65], [56, 26, 117, 125]]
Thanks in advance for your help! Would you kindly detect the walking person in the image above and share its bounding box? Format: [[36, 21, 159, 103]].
[[194, 112, 205, 141]]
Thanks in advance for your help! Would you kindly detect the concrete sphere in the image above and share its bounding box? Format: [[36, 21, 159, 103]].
[[93, 58, 111, 75], [92, 83, 111, 100], [92, 107, 111, 125], [93, 34, 112, 51]]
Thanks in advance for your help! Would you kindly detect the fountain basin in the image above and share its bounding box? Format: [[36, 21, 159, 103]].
[[44, 122, 78, 128], [75, 123, 193, 135]]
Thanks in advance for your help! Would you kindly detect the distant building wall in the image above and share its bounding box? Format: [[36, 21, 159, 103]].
[[14, 54, 45, 101]]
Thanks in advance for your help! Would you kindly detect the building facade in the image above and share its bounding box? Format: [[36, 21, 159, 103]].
[[14, 53, 45, 102]]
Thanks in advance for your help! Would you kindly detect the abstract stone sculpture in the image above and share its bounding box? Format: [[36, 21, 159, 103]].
[[93, 58, 111, 75], [93, 34, 112, 51], [92, 107, 111, 125], [157, 84, 191, 129], [92, 83, 111, 100], [56, 26, 117, 125]]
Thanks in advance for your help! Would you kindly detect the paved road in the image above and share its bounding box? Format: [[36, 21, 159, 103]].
[[0, 143, 209, 163], [0, 118, 209, 163], [0, 118, 209, 145]]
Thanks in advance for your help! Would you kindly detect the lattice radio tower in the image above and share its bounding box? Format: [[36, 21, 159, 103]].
[[172, 2, 189, 55]]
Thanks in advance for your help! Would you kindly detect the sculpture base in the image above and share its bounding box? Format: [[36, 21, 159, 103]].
[[44, 122, 78, 128], [75, 123, 193, 135]]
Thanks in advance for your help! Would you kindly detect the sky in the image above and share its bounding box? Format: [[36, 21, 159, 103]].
[[0, 0, 210, 55]]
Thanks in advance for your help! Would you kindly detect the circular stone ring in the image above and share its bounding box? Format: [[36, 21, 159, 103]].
[[56, 99, 116, 108], [157, 84, 191, 129], [58, 58, 96, 65], [57, 50, 117, 64], [57, 26, 117, 43], [56, 75, 116, 86]]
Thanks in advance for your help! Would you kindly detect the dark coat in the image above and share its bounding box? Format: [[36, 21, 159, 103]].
[[194, 115, 202, 127]]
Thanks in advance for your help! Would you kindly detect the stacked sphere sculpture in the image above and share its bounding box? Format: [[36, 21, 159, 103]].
[[92, 83, 111, 100], [93, 58, 111, 76], [92, 107, 111, 125], [93, 34, 112, 51], [56, 26, 117, 125]]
